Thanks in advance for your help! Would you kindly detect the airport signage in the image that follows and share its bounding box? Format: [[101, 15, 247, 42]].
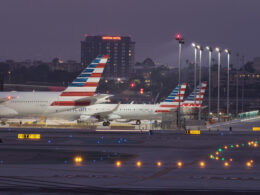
[[17, 134, 41, 140], [185, 130, 201, 135]]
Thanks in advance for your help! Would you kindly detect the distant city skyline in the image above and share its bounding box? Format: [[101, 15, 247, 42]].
[[0, 0, 259, 67]]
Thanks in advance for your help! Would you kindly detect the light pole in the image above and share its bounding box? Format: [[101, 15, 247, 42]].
[[175, 34, 184, 128], [197, 45, 203, 120], [215, 47, 222, 119], [206, 46, 213, 117], [236, 53, 239, 117], [241, 55, 245, 113], [192, 43, 197, 96], [225, 49, 231, 119]]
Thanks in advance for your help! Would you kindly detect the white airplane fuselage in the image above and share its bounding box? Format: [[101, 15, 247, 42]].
[[0, 92, 60, 117], [0, 91, 107, 118], [50, 103, 175, 121], [0, 54, 110, 120]]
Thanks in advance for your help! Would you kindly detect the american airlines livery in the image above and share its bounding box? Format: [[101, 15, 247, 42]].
[[51, 83, 187, 125], [0, 55, 109, 118], [182, 81, 207, 108]]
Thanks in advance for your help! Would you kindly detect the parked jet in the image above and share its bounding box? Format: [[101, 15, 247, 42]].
[[50, 83, 187, 125], [181, 81, 207, 114], [0, 55, 109, 118]]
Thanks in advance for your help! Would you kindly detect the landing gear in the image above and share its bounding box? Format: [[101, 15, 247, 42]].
[[136, 120, 141, 125], [103, 121, 110, 126]]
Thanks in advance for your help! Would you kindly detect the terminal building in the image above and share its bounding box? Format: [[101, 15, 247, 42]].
[[81, 35, 135, 79]]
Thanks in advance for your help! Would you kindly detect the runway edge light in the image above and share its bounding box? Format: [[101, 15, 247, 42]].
[[136, 161, 142, 168], [115, 161, 122, 167], [199, 161, 206, 168]]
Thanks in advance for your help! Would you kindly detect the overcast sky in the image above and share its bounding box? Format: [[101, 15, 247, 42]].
[[0, 0, 259, 66]]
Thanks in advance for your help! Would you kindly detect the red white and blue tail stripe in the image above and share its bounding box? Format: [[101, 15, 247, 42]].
[[155, 82, 187, 113], [182, 81, 207, 107], [51, 54, 109, 106]]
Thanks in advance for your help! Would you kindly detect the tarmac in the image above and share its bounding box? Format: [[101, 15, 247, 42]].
[[0, 120, 260, 194]]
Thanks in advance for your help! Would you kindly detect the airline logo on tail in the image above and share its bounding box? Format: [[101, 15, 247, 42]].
[[182, 81, 207, 107], [51, 54, 109, 106], [155, 82, 187, 113]]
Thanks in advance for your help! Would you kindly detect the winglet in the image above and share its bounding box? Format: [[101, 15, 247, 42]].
[[112, 102, 121, 112]]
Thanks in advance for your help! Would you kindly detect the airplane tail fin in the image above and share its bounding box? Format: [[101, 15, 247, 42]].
[[155, 82, 187, 112], [61, 54, 109, 96], [182, 81, 207, 107], [51, 54, 109, 106]]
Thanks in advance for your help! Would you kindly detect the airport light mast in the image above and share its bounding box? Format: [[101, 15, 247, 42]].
[[236, 53, 239, 117], [192, 43, 198, 102], [197, 45, 203, 120], [225, 49, 231, 119], [215, 47, 222, 120], [206, 46, 213, 117], [175, 34, 184, 128]]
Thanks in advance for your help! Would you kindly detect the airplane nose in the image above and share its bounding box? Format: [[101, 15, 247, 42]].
[[0, 106, 18, 116]]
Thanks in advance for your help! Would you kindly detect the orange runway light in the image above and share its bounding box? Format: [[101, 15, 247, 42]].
[[74, 156, 83, 163], [115, 161, 122, 167], [224, 146, 228, 150], [224, 161, 229, 167], [254, 143, 258, 147], [216, 156, 219, 160], [235, 144, 239, 148], [136, 161, 142, 168], [199, 161, 206, 168], [177, 161, 183, 168], [250, 160, 254, 163], [246, 161, 252, 168], [229, 158, 233, 162], [157, 161, 162, 167], [215, 152, 219, 155]]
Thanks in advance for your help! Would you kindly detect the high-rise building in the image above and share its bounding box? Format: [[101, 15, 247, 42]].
[[81, 35, 135, 79]]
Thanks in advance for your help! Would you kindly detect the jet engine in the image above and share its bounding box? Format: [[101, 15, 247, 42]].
[[79, 115, 98, 122]]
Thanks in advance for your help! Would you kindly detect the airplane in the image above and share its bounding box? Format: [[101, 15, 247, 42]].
[[0, 54, 110, 118], [181, 81, 207, 114], [48, 83, 187, 126]]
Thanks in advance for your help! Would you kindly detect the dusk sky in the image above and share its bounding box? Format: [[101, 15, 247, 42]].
[[0, 0, 260, 66]]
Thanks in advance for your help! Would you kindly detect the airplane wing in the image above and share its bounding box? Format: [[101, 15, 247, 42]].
[[201, 105, 208, 110], [74, 94, 113, 105]]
